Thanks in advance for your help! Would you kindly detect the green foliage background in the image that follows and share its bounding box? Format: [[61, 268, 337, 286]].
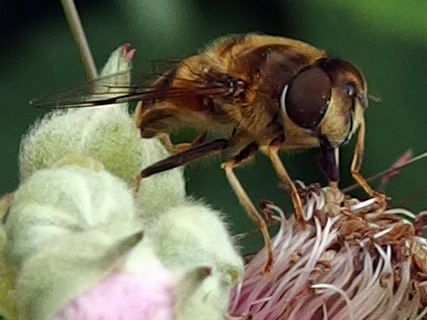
[[0, 0, 426, 255]]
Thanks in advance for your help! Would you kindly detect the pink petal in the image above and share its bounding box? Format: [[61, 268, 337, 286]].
[[53, 267, 175, 320]]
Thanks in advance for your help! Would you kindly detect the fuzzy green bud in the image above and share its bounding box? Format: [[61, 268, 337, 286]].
[[151, 202, 244, 320], [19, 45, 142, 184], [6, 162, 144, 320]]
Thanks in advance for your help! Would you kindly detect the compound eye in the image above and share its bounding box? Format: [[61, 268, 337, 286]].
[[281, 67, 331, 130]]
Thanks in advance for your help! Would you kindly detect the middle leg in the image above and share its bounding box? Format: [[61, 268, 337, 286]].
[[157, 131, 208, 153], [222, 142, 273, 273], [260, 145, 306, 228]]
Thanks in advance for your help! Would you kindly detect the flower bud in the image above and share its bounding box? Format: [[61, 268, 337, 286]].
[[51, 238, 176, 320], [151, 202, 244, 320], [19, 44, 186, 221], [0, 194, 18, 320], [6, 161, 139, 267], [8, 43, 242, 320], [134, 138, 186, 224], [19, 45, 142, 184], [5, 162, 147, 320]]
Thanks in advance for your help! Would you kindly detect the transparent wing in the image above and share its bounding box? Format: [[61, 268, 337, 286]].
[[30, 66, 233, 109]]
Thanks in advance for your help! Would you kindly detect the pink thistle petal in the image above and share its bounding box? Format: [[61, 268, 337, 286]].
[[53, 266, 175, 320], [229, 187, 427, 320]]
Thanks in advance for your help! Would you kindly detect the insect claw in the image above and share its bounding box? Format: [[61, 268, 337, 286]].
[[132, 174, 142, 193], [294, 203, 307, 229], [263, 256, 273, 275], [373, 191, 388, 208]]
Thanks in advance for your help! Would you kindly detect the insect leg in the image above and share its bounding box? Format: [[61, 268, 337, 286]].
[[133, 139, 229, 192], [135, 105, 182, 139], [222, 143, 273, 273], [260, 145, 306, 229], [134, 138, 230, 191], [140, 138, 229, 178], [350, 117, 387, 204], [157, 131, 208, 153]]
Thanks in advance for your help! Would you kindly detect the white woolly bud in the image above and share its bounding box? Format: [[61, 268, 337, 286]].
[[8, 44, 240, 320], [19, 44, 186, 221], [19, 45, 142, 184], [5, 162, 145, 320], [6, 161, 140, 266], [0, 194, 17, 320], [18, 225, 143, 320], [135, 138, 186, 224], [150, 202, 244, 320]]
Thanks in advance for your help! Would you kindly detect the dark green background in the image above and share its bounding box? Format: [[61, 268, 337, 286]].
[[1, 1, 426, 250]]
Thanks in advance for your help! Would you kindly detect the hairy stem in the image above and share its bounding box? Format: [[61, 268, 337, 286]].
[[60, 0, 97, 80], [343, 151, 427, 192]]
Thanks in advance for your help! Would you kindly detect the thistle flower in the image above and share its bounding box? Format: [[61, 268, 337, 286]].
[[229, 186, 427, 320]]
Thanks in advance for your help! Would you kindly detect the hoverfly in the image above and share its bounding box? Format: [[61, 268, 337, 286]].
[[31, 34, 383, 271]]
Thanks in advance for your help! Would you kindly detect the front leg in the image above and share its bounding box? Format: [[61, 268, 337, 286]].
[[350, 118, 386, 204], [260, 145, 306, 228], [222, 143, 273, 273]]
